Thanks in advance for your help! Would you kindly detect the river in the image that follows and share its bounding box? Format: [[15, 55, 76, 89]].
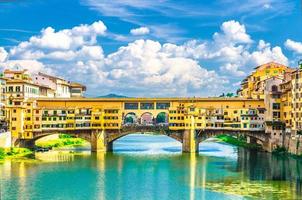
[[0, 134, 302, 200]]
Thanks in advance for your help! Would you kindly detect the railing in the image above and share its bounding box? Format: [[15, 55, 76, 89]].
[[121, 124, 169, 132]]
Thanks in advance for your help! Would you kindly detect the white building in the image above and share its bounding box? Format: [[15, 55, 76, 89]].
[[32, 72, 71, 98]]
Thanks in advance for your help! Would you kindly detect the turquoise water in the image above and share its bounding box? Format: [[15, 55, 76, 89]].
[[0, 134, 302, 200]]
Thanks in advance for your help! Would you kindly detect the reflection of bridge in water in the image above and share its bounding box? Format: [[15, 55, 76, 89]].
[[1, 148, 301, 199], [11, 97, 273, 153]]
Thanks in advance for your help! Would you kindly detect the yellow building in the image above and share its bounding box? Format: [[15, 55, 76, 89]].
[[291, 68, 302, 136], [70, 82, 86, 97], [0, 76, 7, 130], [280, 72, 293, 132], [238, 62, 293, 99], [6, 97, 265, 141]]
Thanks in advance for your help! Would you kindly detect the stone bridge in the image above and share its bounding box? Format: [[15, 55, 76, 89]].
[[16, 124, 272, 153]]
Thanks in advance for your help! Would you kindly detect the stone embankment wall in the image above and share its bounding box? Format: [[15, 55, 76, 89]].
[[284, 135, 302, 155]]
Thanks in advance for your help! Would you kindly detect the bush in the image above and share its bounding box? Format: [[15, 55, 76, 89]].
[[0, 148, 5, 159], [272, 146, 288, 154], [59, 134, 73, 139]]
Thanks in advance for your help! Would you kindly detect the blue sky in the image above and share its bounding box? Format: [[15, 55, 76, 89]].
[[0, 0, 301, 97]]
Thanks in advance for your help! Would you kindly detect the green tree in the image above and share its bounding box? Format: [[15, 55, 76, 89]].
[[156, 113, 167, 123], [226, 93, 234, 97], [0, 148, 6, 159], [125, 116, 134, 123]]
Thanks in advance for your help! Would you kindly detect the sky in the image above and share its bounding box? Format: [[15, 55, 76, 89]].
[[0, 0, 301, 97]]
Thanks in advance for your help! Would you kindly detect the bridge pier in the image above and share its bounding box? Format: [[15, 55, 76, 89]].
[[182, 129, 198, 153], [12, 138, 35, 149], [91, 130, 113, 152]]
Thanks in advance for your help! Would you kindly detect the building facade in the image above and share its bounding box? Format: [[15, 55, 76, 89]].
[[238, 62, 294, 99], [2, 62, 302, 155]]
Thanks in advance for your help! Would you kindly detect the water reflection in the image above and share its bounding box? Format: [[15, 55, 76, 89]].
[[0, 135, 301, 200]]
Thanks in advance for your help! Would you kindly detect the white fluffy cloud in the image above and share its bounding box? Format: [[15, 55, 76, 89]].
[[246, 40, 288, 66], [0, 59, 50, 74], [162, 22, 287, 77], [9, 21, 107, 60], [0, 47, 8, 62], [130, 27, 150, 36], [213, 20, 252, 45], [58, 39, 226, 96], [0, 20, 291, 96], [285, 39, 302, 54]]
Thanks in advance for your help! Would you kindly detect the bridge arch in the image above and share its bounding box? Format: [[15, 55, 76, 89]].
[[106, 130, 183, 144], [17, 131, 93, 150]]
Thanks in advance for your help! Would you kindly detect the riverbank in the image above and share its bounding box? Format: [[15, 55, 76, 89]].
[[215, 135, 261, 149], [0, 147, 33, 161], [36, 134, 89, 149]]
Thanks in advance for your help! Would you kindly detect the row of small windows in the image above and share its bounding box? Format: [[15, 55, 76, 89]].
[[42, 109, 120, 115], [125, 103, 170, 110], [6, 86, 38, 94]]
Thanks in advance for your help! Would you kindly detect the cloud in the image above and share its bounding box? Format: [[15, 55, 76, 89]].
[[9, 21, 107, 59], [103, 39, 226, 96], [213, 20, 252, 45], [0, 47, 8, 62], [263, 3, 272, 9], [0, 20, 290, 97], [285, 39, 302, 54], [162, 21, 288, 77], [0, 59, 50, 74], [246, 40, 288, 66], [130, 27, 150, 36]]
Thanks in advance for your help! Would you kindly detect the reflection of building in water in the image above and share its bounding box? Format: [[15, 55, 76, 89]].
[[94, 152, 107, 200], [237, 148, 302, 196], [0, 160, 30, 199], [189, 154, 196, 200], [34, 151, 90, 162], [187, 154, 208, 200]]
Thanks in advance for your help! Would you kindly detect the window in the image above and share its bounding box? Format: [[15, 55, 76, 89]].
[[273, 112, 281, 118], [156, 103, 170, 109], [140, 103, 154, 109], [16, 86, 21, 92], [125, 103, 139, 110], [272, 103, 280, 110], [8, 86, 13, 92]]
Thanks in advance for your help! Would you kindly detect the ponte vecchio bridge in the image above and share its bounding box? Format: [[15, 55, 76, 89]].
[[8, 97, 273, 153]]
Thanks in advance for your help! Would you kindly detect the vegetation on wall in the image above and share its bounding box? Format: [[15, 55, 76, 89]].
[[216, 135, 261, 149]]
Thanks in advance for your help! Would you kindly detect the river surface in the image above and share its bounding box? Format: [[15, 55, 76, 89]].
[[0, 134, 302, 200]]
